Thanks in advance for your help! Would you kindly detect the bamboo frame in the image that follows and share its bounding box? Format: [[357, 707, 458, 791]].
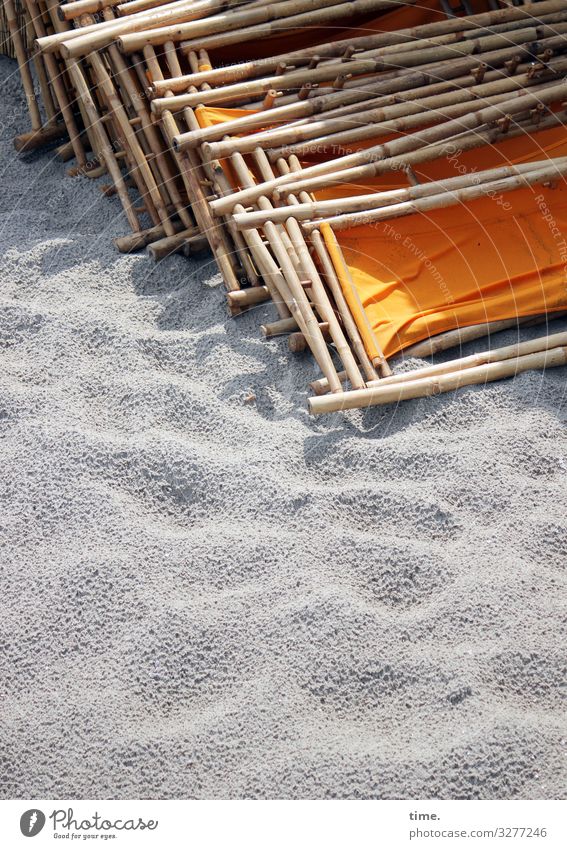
[[232, 157, 567, 229], [141, 41, 246, 291], [301, 160, 567, 232], [310, 342, 567, 414], [5, 0, 567, 414], [116, 0, 411, 55], [4, 0, 42, 130], [150, 20, 567, 114], [145, 0, 566, 96]]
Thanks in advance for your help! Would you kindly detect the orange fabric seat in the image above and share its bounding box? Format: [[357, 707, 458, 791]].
[[198, 105, 567, 359], [318, 127, 567, 358]]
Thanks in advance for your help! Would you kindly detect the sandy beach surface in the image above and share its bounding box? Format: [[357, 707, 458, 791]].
[[1, 56, 566, 800]]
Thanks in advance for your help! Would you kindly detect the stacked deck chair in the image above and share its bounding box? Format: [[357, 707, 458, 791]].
[[3, 0, 567, 413]]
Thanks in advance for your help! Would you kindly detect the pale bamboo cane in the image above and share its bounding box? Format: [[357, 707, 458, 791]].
[[228, 151, 343, 390], [161, 43, 255, 282], [170, 54, 550, 152], [21, 0, 87, 164], [214, 149, 292, 318], [228, 148, 313, 310], [233, 157, 567, 229], [143, 43, 242, 291], [401, 313, 567, 358], [114, 219, 185, 252], [280, 154, 378, 382], [227, 286, 270, 308], [311, 315, 567, 394], [224, 135, 306, 279], [211, 103, 567, 215], [151, 21, 567, 113], [169, 0, 565, 90], [202, 67, 551, 160], [240, 26, 567, 112], [117, 0, 413, 54], [309, 346, 567, 414], [297, 111, 567, 200], [105, 41, 194, 229], [117, 0, 256, 16], [184, 47, 262, 286], [100, 0, 178, 214], [63, 50, 142, 230], [288, 76, 567, 187], [254, 149, 365, 388], [157, 1, 567, 94], [116, 0, 183, 14], [178, 0, 544, 54], [58, 0, 121, 19], [170, 32, 567, 150], [38, 0, 263, 54], [302, 160, 567, 232], [25, 10, 57, 125], [258, 79, 553, 170], [42, 0, 111, 171], [87, 51, 166, 229], [4, 0, 42, 131], [310, 229, 380, 383], [261, 317, 299, 336], [14, 123, 69, 152], [148, 229, 207, 259], [56, 137, 88, 161], [322, 223, 391, 377]]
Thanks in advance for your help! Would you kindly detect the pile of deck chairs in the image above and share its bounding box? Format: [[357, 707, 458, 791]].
[[2, 0, 567, 413]]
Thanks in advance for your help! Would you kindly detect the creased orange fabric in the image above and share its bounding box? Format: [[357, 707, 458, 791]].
[[196, 111, 567, 360]]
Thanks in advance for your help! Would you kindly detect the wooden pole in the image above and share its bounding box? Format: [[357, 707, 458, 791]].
[[4, 0, 43, 131], [261, 317, 299, 337], [163, 43, 255, 290], [58, 0, 121, 20], [22, 0, 88, 165], [38, 0, 258, 54], [257, 150, 366, 389], [233, 157, 567, 229], [401, 314, 567, 358], [151, 21, 567, 113], [142, 42, 243, 292], [114, 220, 184, 252], [227, 287, 270, 308], [369, 330, 567, 387], [105, 42, 194, 230], [264, 67, 567, 160], [226, 150, 342, 384], [309, 346, 567, 414], [14, 122, 68, 152], [302, 160, 567, 232], [148, 1, 567, 94], [322, 223, 391, 377], [88, 51, 166, 229], [282, 154, 378, 382], [148, 229, 207, 259], [212, 106, 565, 215], [183, 47, 262, 290], [117, 0, 414, 54]]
